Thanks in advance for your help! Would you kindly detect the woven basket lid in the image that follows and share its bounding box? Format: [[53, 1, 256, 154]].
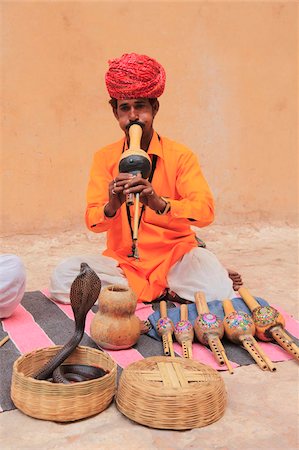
[[116, 356, 227, 430]]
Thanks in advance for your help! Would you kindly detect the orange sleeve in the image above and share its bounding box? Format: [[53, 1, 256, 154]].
[[85, 150, 120, 233], [168, 149, 214, 227]]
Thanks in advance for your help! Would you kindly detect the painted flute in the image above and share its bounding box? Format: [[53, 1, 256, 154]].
[[238, 287, 299, 362], [193, 292, 234, 374], [156, 300, 175, 357], [223, 299, 276, 371], [174, 304, 194, 358]]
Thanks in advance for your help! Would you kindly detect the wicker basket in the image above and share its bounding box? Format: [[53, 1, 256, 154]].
[[11, 345, 117, 422], [116, 356, 227, 430]]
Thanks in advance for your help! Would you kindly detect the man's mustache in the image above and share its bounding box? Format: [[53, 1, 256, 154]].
[[126, 121, 145, 131]]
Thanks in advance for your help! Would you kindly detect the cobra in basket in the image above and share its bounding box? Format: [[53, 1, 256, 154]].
[[11, 263, 117, 421]]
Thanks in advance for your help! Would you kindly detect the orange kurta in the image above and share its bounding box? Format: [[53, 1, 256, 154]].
[[85, 132, 214, 302]]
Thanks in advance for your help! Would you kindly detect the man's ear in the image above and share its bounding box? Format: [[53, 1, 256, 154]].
[[152, 99, 159, 117], [109, 99, 119, 120], [112, 107, 119, 120]]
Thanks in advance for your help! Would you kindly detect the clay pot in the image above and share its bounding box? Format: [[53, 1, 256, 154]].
[[90, 285, 141, 350]]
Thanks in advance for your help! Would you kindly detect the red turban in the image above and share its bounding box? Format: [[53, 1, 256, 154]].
[[105, 53, 166, 99]]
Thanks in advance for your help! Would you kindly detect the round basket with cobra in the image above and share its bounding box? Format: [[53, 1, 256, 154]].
[[116, 356, 227, 430], [11, 345, 117, 422]]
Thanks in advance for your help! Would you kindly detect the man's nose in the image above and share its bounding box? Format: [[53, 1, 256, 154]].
[[128, 107, 138, 120]]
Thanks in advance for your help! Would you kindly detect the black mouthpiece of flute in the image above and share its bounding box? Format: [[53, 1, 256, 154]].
[[119, 154, 151, 178]]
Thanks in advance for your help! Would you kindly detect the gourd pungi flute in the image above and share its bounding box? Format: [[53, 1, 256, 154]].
[[118, 123, 152, 259], [174, 304, 194, 359], [193, 292, 234, 374], [222, 299, 276, 372], [156, 300, 175, 357], [238, 287, 299, 362]]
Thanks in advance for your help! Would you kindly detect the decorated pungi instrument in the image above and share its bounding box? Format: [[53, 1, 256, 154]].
[[238, 287, 299, 362], [222, 299, 276, 371], [156, 300, 175, 357], [193, 292, 234, 374], [118, 123, 152, 259], [174, 304, 194, 358]]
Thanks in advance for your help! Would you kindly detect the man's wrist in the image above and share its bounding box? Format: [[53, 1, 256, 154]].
[[156, 197, 171, 215], [104, 203, 117, 218]]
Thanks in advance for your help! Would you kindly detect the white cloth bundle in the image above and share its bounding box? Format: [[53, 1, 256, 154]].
[[0, 254, 26, 318]]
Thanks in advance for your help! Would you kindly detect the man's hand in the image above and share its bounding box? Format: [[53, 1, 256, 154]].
[[104, 173, 133, 217], [123, 173, 167, 212]]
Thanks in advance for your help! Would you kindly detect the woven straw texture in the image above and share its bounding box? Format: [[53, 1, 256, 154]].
[[11, 345, 117, 422], [116, 356, 227, 430]]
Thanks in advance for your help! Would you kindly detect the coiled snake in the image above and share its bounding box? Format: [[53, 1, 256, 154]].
[[34, 263, 106, 383]]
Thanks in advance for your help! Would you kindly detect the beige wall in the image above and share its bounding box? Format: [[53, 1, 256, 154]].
[[1, 1, 298, 235]]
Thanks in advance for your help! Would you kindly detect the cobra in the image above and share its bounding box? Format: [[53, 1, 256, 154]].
[[34, 263, 105, 383]]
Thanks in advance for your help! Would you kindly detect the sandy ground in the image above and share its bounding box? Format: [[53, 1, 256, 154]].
[[0, 224, 298, 449]]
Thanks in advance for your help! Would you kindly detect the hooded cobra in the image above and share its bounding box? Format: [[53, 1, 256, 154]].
[[34, 263, 106, 383]]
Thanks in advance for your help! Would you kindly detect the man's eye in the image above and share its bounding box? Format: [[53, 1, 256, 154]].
[[120, 106, 129, 111]]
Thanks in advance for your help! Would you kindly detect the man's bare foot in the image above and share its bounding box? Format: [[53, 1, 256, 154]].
[[140, 319, 152, 334], [228, 269, 243, 291]]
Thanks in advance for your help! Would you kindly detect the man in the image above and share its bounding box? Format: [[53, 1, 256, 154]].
[[50, 53, 240, 304]]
